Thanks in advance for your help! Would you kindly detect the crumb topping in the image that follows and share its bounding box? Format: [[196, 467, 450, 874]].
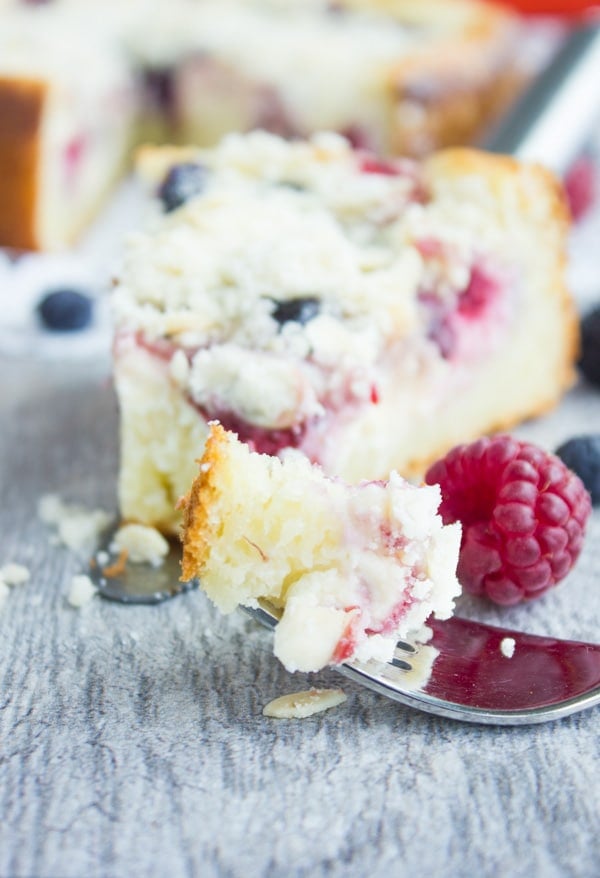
[[114, 132, 517, 433], [110, 523, 170, 566], [67, 574, 98, 608], [0, 563, 31, 587], [38, 494, 112, 554]]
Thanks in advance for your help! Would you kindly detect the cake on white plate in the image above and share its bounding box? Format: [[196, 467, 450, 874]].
[[179, 423, 461, 673], [112, 130, 577, 535], [0, 0, 521, 250]]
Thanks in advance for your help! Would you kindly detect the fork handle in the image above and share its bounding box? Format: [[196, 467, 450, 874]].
[[484, 23, 600, 173]]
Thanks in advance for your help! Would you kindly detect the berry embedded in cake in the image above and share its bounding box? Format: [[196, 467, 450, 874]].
[[113, 131, 577, 535], [179, 423, 462, 673]]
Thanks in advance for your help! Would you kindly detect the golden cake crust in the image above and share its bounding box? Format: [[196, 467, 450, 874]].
[[385, 0, 521, 155], [178, 423, 229, 582], [0, 76, 46, 251]]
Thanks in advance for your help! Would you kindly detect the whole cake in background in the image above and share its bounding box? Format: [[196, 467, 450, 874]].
[[112, 130, 577, 535], [0, 0, 520, 250]]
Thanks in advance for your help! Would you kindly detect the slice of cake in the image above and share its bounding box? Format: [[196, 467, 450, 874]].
[[0, 6, 137, 250], [179, 423, 461, 672], [172, 0, 519, 158], [113, 131, 577, 535], [0, 0, 521, 251]]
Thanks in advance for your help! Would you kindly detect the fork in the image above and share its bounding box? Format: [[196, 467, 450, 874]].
[[243, 603, 600, 726], [91, 524, 600, 725]]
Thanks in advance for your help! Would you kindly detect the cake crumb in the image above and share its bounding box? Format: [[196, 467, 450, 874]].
[[263, 688, 347, 719], [38, 494, 112, 553], [67, 574, 98, 608], [500, 637, 516, 659], [110, 523, 169, 566], [169, 349, 190, 385], [0, 563, 30, 586]]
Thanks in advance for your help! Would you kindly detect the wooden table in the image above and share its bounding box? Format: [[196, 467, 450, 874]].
[[1, 311, 600, 877]]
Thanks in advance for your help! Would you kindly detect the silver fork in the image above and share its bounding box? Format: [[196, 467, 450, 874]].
[[243, 603, 600, 726], [90, 525, 600, 725]]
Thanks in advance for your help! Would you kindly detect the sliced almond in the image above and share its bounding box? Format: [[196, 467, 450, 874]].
[[262, 688, 347, 719]]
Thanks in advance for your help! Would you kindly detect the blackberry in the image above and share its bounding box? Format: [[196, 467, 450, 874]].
[[579, 305, 600, 388], [158, 162, 208, 213], [271, 296, 321, 327], [555, 435, 600, 506], [37, 289, 93, 332]]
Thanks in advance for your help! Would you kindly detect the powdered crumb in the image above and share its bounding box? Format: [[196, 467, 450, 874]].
[[0, 563, 30, 586], [500, 637, 516, 659], [263, 688, 347, 719], [67, 574, 98, 608], [38, 494, 112, 553], [0, 581, 9, 609], [110, 523, 169, 566], [169, 349, 190, 386]]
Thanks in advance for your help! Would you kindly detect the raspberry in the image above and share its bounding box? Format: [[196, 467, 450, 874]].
[[564, 156, 596, 223], [425, 435, 591, 606]]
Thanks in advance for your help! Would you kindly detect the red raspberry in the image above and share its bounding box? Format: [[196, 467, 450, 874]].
[[425, 436, 592, 606], [564, 156, 597, 223]]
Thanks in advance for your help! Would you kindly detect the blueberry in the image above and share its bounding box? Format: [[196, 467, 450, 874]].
[[579, 305, 600, 388], [555, 435, 600, 505], [158, 163, 208, 213], [271, 296, 321, 327], [37, 289, 94, 332]]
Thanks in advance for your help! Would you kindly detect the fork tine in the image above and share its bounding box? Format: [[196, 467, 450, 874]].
[[390, 657, 412, 671], [395, 640, 417, 654]]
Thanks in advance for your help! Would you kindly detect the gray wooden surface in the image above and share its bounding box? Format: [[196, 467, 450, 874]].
[[1, 341, 600, 878]]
